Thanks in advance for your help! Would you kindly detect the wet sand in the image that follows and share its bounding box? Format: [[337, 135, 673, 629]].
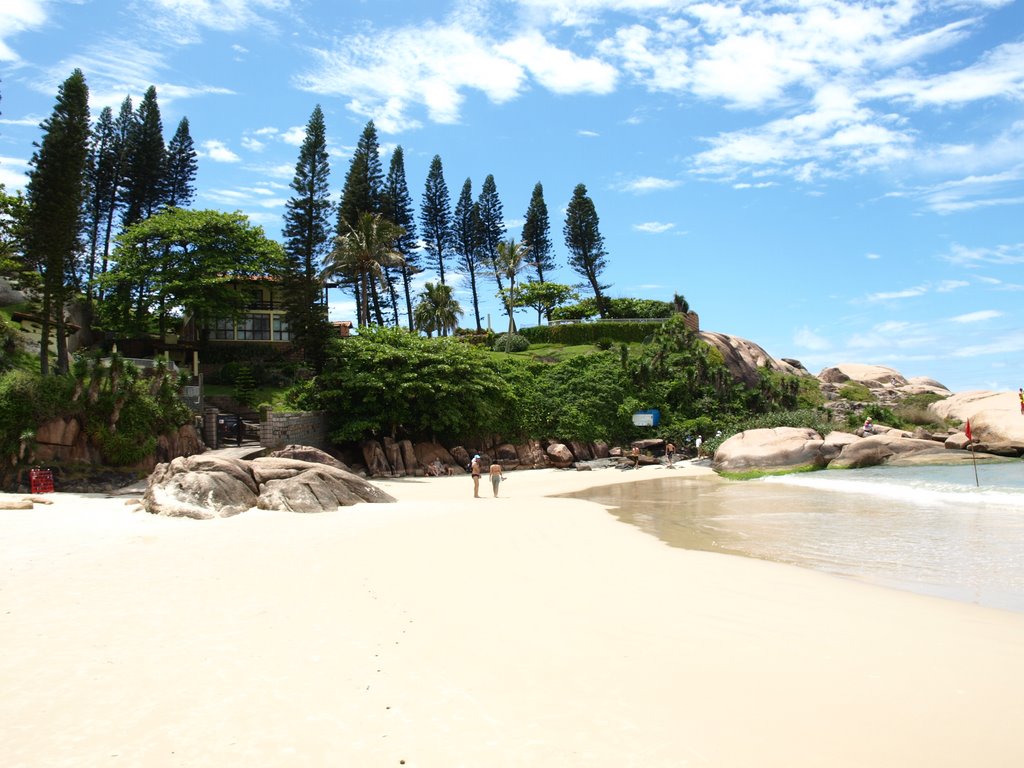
[[568, 472, 1024, 612], [3, 463, 1024, 767]]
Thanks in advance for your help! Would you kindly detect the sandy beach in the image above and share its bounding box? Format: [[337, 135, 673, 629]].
[[3, 463, 1024, 767]]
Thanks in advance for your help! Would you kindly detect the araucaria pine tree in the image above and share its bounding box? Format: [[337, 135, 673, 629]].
[[522, 182, 555, 283], [419, 155, 452, 285], [83, 106, 120, 302], [563, 183, 610, 317], [282, 105, 332, 373], [121, 86, 166, 228], [23, 69, 91, 374], [381, 145, 420, 329], [476, 174, 505, 294], [452, 178, 484, 331], [338, 120, 385, 324], [164, 117, 197, 207]]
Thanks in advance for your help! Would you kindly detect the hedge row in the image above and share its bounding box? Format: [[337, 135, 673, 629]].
[[521, 321, 665, 345]]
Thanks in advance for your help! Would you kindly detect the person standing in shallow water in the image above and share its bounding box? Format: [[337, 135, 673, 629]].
[[470, 455, 482, 498], [489, 462, 505, 497]]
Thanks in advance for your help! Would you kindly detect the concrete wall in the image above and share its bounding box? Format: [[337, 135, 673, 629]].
[[259, 410, 328, 450]]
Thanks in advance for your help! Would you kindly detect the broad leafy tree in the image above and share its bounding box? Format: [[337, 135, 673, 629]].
[[23, 69, 91, 375], [324, 212, 405, 328], [563, 183, 610, 317], [381, 145, 420, 329], [99, 208, 285, 339], [302, 326, 507, 442], [452, 178, 484, 331], [419, 154, 452, 285], [516, 280, 578, 326], [522, 181, 555, 283], [281, 105, 333, 373], [413, 281, 462, 338]]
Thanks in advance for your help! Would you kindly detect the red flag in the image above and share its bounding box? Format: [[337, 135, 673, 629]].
[[965, 419, 973, 441]]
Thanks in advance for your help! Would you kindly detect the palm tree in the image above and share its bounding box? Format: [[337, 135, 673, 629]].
[[413, 281, 463, 338], [324, 212, 405, 327], [494, 237, 529, 336]]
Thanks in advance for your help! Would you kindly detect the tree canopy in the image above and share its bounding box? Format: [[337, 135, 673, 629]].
[[99, 207, 285, 336]]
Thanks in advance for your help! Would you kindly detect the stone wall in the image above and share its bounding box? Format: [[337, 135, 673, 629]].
[[260, 410, 328, 450]]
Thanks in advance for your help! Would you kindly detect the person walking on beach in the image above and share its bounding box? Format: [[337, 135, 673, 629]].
[[665, 441, 676, 467], [489, 461, 505, 497], [1019, 387, 1023, 415], [631, 445, 640, 469], [471, 454, 482, 498], [695, 435, 703, 458]]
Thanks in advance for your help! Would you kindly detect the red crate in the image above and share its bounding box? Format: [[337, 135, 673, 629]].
[[29, 468, 54, 494]]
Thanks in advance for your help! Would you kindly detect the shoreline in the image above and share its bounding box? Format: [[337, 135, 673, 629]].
[[3, 462, 1024, 766]]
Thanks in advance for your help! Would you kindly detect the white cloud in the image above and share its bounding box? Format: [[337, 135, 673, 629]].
[[201, 140, 241, 163], [619, 176, 680, 193], [0, 0, 48, 62], [241, 136, 265, 152], [0, 155, 30, 191], [872, 41, 1024, 108], [935, 279, 969, 292], [943, 243, 1024, 267], [280, 126, 307, 146], [577, 129, 600, 137], [498, 31, 616, 95], [143, 0, 292, 45], [866, 285, 927, 302], [865, 252, 882, 260], [950, 310, 1003, 324], [633, 221, 674, 233], [794, 326, 830, 352]]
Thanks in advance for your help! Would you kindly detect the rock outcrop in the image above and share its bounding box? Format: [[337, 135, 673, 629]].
[[698, 331, 802, 387], [712, 427, 826, 474], [929, 391, 1024, 446], [712, 423, 1005, 474], [143, 449, 395, 519]]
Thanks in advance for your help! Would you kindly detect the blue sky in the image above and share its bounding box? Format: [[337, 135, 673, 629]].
[[1, 0, 1022, 393]]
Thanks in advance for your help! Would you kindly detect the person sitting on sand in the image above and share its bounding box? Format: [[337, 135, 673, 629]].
[[489, 462, 505, 497]]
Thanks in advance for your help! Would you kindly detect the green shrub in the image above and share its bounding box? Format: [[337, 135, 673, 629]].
[[521, 321, 661, 346], [595, 337, 613, 350], [838, 381, 874, 402], [493, 333, 530, 353]]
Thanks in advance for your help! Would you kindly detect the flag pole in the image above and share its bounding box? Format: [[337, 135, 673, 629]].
[[966, 419, 979, 487]]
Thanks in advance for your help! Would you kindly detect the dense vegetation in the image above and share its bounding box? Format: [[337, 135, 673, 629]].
[[287, 315, 819, 448], [0, 354, 190, 473]]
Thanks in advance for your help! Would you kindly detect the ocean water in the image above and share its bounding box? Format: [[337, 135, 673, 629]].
[[566, 462, 1024, 613]]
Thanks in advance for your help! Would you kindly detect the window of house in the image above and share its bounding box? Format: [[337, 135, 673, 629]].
[[211, 318, 235, 340], [237, 314, 270, 341], [273, 316, 292, 341]]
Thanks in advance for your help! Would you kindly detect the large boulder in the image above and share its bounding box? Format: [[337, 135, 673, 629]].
[[269, 444, 350, 471], [144, 466, 258, 519], [256, 465, 396, 513], [818, 363, 908, 388], [361, 439, 392, 477], [828, 434, 960, 469], [820, 430, 858, 462], [929, 390, 1024, 444], [546, 442, 575, 467], [698, 332, 798, 387], [712, 428, 825, 474], [144, 453, 395, 517]]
